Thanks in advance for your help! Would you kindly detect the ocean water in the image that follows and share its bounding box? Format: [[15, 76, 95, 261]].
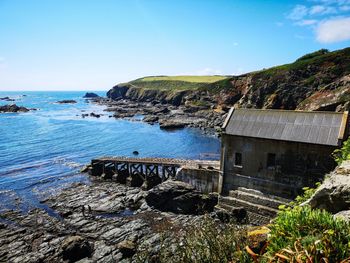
[[0, 91, 220, 213]]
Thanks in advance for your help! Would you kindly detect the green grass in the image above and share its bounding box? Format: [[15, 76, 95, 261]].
[[137, 75, 229, 83]]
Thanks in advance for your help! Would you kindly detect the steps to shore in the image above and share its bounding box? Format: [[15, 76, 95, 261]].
[[217, 187, 292, 225]]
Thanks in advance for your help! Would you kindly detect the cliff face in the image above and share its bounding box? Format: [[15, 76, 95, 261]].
[[107, 47, 350, 111]]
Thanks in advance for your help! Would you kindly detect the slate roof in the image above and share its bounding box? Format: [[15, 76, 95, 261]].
[[222, 108, 348, 146]]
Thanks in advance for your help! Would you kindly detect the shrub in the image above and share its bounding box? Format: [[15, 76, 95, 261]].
[[332, 138, 350, 165], [296, 49, 329, 62], [264, 206, 350, 262], [135, 216, 251, 263]]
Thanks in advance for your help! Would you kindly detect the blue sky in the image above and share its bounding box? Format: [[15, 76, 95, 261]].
[[0, 0, 350, 91]]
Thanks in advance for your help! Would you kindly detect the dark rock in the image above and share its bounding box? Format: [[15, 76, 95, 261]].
[[57, 100, 77, 104], [114, 170, 129, 184], [80, 165, 91, 173], [117, 240, 136, 258], [142, 175, 162, 190], [143, 116, 159, 123], [145, 180, 218, 214], [133, 151, 139, 155], [107, 84, 130, 100], [0, 104, 31, 113], [159, 121, 185, 130], [126, 173, 144, 187], [81, 113, 89, 118], [89, 112, 101, 118], [0, 96, 15, 101], [83, 92, 99, 98], [61, 235, 92, 262]]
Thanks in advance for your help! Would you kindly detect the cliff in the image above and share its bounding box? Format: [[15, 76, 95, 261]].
[[107, 47, 350, 112]]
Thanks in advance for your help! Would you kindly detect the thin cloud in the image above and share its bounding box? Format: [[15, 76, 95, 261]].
[[287, 5, 308, 20], [295, 19, 318, 26], [316, 16, 350, 43], [309, 5, 337, 15]]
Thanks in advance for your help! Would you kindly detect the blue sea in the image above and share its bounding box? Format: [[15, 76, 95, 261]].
[[0, 91, 220, 213]]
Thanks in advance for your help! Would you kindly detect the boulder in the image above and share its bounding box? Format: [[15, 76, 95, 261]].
[[145, 180, 218, 214], [306, 161, 350, 214], [0, 104, 31, 113], [57, 100, 77, 104], [126, 173, 144, 187], [83, 92, 99, 98], [141, 175, 162, 190], [61, 235, 92, 262]]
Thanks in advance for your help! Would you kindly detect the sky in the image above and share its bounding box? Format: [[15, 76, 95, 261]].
[[0, 0, 350, 91]]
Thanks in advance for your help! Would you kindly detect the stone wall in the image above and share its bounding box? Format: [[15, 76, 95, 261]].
[[176, 167, 220, 193]]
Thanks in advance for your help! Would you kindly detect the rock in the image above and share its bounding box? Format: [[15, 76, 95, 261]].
[[143, 116, 159, 123], [0, 104, 31, 113], [306, 161, 350, 214], [334, 210, 350, 222], [107, 84, 130, 100], [89, 112, 101, 118], [61, 236, 92, 262], [145, 180, 218, 214], [159, 121, 185, 130], [0, 96, 15, 101], [126, 173, 144, 187], [80, 165, 91, 173], [57, 100, 77, 104], [141, 175, 162, 190], [83, 92, 99, 98], [114, 170, 129, 184], [117, 240, 136, 258], [132, 151, 139, 156]]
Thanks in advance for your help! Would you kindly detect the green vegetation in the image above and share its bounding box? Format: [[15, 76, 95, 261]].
[[137, 75, 228, 83], [255, 47, 350, 78], [296, 49, 329, 62], [136, 217, 250, 263], [265, 206, 350, 262], [333, 138, 350, 165]]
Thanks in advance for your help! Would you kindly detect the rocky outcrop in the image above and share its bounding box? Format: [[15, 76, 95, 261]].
[[0, 104, 33, 113], [0, 96, 15, 101], [106, 84, 130, 100], [83, 92, 100, 98], [61, 235, 92, 262], [57, 100, 77, 104], [145, 180, 218, 214], [306, 161, 350, 214]]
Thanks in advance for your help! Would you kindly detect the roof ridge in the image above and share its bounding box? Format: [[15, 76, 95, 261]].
[[235, 108, 344, 115]]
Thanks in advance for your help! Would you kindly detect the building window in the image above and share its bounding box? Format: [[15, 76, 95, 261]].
[[267, 153, 276, 168], [235, 152, 242, 167]]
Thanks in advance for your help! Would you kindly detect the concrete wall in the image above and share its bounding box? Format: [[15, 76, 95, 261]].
[[220, 134, 337, 198], [176, 167, 220, 193]]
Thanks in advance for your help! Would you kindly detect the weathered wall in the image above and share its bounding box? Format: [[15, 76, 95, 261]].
[[220, 134, 337, 198], [176, 167, 220, 193]]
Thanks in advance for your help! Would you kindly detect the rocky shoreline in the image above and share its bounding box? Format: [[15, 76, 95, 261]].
[[89, 97, 228, 136], [0, 176, 243, 263]]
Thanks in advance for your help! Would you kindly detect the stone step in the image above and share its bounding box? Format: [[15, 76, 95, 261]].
[[219, 196, 278, 218], [235, 187, 291, 204], [229, 190, 290, 210], [216, 203, 271, 225]]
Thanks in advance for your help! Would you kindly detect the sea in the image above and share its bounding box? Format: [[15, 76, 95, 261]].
[[0, 91, 220, 213]]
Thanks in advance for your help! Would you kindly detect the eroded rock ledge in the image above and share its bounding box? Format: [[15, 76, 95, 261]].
[[0, 179, 226, 262]]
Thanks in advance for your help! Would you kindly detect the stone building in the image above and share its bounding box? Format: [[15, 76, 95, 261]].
[[218, 108, 349, 199]]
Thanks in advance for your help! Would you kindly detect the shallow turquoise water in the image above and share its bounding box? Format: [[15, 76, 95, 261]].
[[0, 91, 220, 212]]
